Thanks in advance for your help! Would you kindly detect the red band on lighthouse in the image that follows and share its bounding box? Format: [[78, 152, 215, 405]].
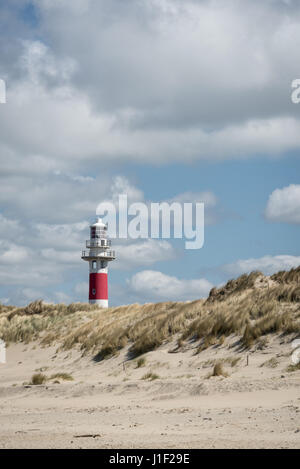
[[89, 273, 108, 300]]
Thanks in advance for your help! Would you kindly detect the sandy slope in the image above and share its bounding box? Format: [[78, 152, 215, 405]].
[[0, 338, 299, 449]]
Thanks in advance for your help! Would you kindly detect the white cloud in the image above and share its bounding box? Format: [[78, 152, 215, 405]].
[[98, 176, 222, 236], [111, 176, 144, 203], [265, 184, 300, 224], [0, 169, 111, 224], [3, 76, 300, 169], [0, 263, 62, 287], [32, 0, 300, 130], [0, 241, 29, 264], [35, 221, 88, 249], [20, 39, 77, 87], [0, 214, 23, 239], [41, 248, 80, 264], [113, 239, 177, 270], [222, 254, 300, 277], [167, 190, 220, 225], [1, 1, 300, 182], [0, 215, 81, 288], [127, 270, 213, 302], [168, 191, 217, 207], [0, 1, 299, 306]]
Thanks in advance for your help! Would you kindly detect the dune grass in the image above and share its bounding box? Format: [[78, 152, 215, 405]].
[[286, 363, 300, 372], [1, 267, 300, 363], [141, 371, 160, 381], [201, 356, 241, 368], [0, 301, 100, 345], [205, 362, 229, 379], [49, 373, 74, 381], [260, 357, 279, 368], [29, 372, 74, 385], [136, 357, 146, 368], [212, 362, 228, 377], [30, 373, 47, 385]]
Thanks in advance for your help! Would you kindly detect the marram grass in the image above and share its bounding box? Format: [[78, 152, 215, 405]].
[[0, 268, 300, 361]]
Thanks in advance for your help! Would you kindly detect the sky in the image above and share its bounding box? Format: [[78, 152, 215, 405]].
[[0, 0, 299, 306]]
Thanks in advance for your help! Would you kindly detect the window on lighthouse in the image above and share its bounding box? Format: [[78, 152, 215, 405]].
[[91, 227, 96, 238], [92, 261, 97, 270]]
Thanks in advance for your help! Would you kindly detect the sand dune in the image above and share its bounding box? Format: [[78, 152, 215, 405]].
[[0, 335, 299, 449], [0, 269, 299, 448]]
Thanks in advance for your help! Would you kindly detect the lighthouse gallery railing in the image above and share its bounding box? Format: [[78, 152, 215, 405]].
[[81, 250, 116, 259]]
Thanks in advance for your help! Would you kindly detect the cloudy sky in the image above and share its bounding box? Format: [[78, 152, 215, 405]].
[[0, 0, 299, 306]]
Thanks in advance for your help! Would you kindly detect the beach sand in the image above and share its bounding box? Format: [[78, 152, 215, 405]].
[[0, 338, 299, 449]]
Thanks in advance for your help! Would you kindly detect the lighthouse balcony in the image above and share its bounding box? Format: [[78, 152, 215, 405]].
[[81, 250, 116, 260], [86, 239, 111, 248]]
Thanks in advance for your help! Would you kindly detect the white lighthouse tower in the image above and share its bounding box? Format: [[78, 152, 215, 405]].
[[81, 218, 116, 307]]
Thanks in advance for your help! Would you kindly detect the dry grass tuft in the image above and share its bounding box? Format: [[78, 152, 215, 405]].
[[136, 357, 146, 368], [29, 372, 73, 384], [0, 301, 100, 345], [49, 373, 74, 381], [201, 356, 240, 369], [207, 271, 263, 303], [230, 357, 241, 367], [271, 267, 300, 285], [260, 357, 279, 368], [286, 363, 300, 372], [205, 362, 229, 379], [212, 362, 228, 377], [141, 371, 160, 381], [1, 267, 300, 361], [30, 373, 47, 385]]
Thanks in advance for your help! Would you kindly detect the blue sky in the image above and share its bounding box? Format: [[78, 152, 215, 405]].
[[0, 1, 299, 306]]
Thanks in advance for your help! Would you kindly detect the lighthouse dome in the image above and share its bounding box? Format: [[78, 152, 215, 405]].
[[91, 217, 107, 229]]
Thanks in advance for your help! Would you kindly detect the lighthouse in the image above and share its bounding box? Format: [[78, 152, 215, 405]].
[[81, 218, 116, 307]]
